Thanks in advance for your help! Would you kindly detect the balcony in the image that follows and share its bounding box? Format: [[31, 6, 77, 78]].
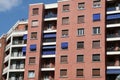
[[44, 9, 57, 21], [2, 66, 9, 75], [41, 71, 54, 80], [107, 33, 120, 41], [9, 73, 24, 80], [4, 55, 10, 63]]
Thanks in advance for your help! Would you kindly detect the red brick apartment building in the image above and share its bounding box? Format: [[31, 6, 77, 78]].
[[0, 0, 120, 80]]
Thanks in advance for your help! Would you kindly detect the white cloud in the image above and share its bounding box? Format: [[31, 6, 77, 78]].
[[0, 0, 22, 12]]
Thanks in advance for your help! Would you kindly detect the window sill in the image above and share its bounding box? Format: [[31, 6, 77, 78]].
[[76, 76, 84, 78], [31, 26, 38, 28], [29, 51, 37, 53], [77, 62, 84, 63], [62, 10, 70, 12], [61, 36, 69, 38], [60, 76, 68, 78], [28, 77, 35, 79], [92, 34, 101, 36], [29, 63, 36, 65], [77, 22, 85, 24], [93, 20, 100, 22], [92, 47, 101, 49], [77, 8, 85, 11], [60, 62, 68, 64], [92, 61, 101, 63], [61, 49, 68, 51], [92, 76, 101, 78], [77, 35, 85, 37], [62, 23, 70, 25], [32, 14, 39, 16], [77, 48, 84, 50], [93, 6, 101, 9], [30, 38, 38, 40]]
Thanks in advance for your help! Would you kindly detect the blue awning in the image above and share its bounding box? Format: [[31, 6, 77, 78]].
[[43, 33, 56, 38], [107, 14, 120, 20], [107, 69, 120, 74], [42, 46, 56, 49], [30, 44, 36, 50], [22, 47, 26, 52], [93, 13, 100, 21], [23, 34, 27, 40], [61, 42, 68, 49]]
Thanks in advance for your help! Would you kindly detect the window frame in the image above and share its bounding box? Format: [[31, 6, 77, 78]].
[[63, 4, 70, 12], [92, 68, 100, 77], [32, 8, 39, 15], [62, 30, 69, 37], [78, 15, 85, 24], [76, 69, 84, 77], [77, 41, 84, 49], [31, 20, 38, 27], [60, 69, 67, 77], [29, 57, 36, 64], [78, 2, 85, 10], [77, 55, 84, 62], [62, 17, 69, 25], [93, 27, 100, 35], [92, 40, 100, 48], [28, 70, 35, 78], [92, 54, 100, 62], [31, 32, 37, 39], [60, 55, 68, 64], [77, 28, 84, 36]]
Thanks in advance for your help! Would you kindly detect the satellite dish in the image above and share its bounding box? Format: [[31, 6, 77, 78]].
[[116, 75, 120, 80]]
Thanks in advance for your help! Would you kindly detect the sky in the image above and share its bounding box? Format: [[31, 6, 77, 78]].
[[0, 0, 57, 36]]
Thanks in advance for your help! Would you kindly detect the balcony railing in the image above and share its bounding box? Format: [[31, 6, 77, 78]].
[[42, 64, 55, 68], [44, 26, 56, 31], [107, 34, 120, 38], [107, 7, 116, 11], [11, 52, 26, 57], [43, 39, 56, 43], [107, 62, 115, 66], [107, 47, 120, 51], [42, 51, 55, 55], [10, 64, 25, 69], [45, 14, 57, 18], [107, 19, 120, 24], [9, 76, 23, 80], [12, 40, 26, 45]]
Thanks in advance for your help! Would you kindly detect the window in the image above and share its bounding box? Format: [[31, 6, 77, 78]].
[[32, 20, 38, 27], [92, 40, 100, 48], [63, 5, 70, 12], [78, 3, 85, 10], [76, 69, 84, 77], [28, 70, 35, 78], [77, 55, 84, 62], [78, 28, 84, 36], [29, 57, 36, 64], [61, 55, 68, 63], [60, 69, 67, 77], [93, 13, 100, 21], [62, 17, 69, 25], [30, 44, 37, 51], [92, 54, 100, 61], [33, 8, 39, 15], [93, 0, 101, 8], [77, 42, 84, 49], [93, 27, 100, 34], [62, 30, 68, 37], [92, 69, 100, 76], [31, 32, 37, 39], [78, 15, 84, 23], [61, 42, 68, 49]]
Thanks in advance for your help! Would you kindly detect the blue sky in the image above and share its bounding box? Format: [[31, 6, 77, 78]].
[[0, 0, 57, 36]]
